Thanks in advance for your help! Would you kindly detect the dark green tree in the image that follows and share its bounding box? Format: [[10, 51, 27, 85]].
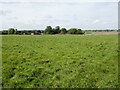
[[2, 30, 8, 35], [14, 29, 18, 34], [44, 26, 53, 34], [54, 26, 60, 34], [60, 28, 67, 34], [17, 31, 22, 35], [8, 28, 15, 34], [68, 28, 77, 34], [76, 29, 84, 34], [41, 30, 44, 33], [37, 30, 41, 34]]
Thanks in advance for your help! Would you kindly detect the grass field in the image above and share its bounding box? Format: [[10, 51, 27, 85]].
[[2, 35, 118, 88]]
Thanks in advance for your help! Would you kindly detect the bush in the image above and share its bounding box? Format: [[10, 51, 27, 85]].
[[67, 28, 77, 34], [76, 29, 85, 34]]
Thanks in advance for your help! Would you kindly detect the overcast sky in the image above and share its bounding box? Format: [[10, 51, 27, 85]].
[[0, 0, 118, 30]]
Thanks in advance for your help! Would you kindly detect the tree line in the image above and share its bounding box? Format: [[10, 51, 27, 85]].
[[1, 26, 85, 35]]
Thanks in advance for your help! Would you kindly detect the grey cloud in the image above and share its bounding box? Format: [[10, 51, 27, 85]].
[[0, 10, 12, 16], [7, 17, 18, 20]]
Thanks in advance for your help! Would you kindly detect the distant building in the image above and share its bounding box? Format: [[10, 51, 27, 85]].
[[41, 33, 44, 35], [31, 33, 41, 35]]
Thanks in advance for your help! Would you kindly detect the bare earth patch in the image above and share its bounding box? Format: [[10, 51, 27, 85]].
[[85, 32, 118, 35]]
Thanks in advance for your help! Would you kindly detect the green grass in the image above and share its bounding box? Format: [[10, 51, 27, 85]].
[[2, 35, 118, 88]]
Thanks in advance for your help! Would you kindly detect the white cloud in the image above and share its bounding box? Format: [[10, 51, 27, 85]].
[[93, 20, 100, 24], [0, 1, 118, 30], [0, 0, 119, 2]]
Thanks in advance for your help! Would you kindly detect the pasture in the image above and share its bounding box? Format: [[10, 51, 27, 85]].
[[2, 35, 118, 88]]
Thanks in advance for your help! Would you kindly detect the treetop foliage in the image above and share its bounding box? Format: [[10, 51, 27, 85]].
[[1, 26, 85, 35]]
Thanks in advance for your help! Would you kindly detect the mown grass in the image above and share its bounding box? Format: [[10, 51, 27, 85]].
[[2, 35, 118, 88]]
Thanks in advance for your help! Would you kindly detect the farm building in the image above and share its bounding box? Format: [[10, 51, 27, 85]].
[[31, 33, 41, 35]]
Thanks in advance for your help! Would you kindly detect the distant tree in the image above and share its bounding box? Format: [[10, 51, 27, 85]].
[[21, 30, 26, 35], [20, 30, 30, 35], [31, 30, 36, 33], [34, 30, 38, 33], [14, 29, 18, 34], [17, 31, 22, 35], [2, 30, 8, 35], [44, 26, 53, 34], [60, 28, 67, 34], [41, 30, 44, 33], [76, 29, 84, 34], [37, 30, 41, 33], [8, 28, 15, 34], [0, 31, 2, 34], [26, 30, 31, 35], [27, 30, 32, 35], [54, 26, 60, 34], [68, 28, 77, 34]]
